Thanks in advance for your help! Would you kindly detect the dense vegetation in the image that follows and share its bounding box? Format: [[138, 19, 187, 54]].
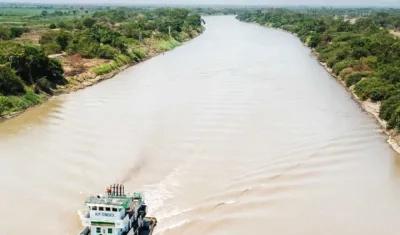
[[0, 6, 203, 116], [237, 9, 400, 130]]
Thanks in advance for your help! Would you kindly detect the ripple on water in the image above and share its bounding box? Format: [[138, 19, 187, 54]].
[[1, 16, 400, 235]]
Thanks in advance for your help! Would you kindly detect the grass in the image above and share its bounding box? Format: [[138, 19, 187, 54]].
[[92, 63, 118, 76], [0, 89, 42, 116], [91, 38, 183, 76], [158, 38, 181, 51], [0, 7, 94, 28], [92, 54, 131, 75]]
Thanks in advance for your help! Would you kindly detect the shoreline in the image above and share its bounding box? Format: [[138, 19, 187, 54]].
[[312, 51, 400, 154], [0, 33, 203, 124], [245, 20, 400, 154], [283, 25, 400, 154]]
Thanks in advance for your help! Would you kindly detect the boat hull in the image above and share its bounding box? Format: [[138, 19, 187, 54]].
[[138, 217, 157, 235], [78, 217, 157, 235]]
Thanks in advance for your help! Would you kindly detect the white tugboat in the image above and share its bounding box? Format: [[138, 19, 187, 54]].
[[78, 184, 157, 235]]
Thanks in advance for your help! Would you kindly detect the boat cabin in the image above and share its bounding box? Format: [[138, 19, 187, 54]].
[[78, 184, 145, 235]]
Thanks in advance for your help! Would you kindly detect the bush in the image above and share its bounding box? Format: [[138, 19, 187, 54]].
[[0, 90, 41, 115], [97, 44, 118, 59], [0, 63, 25, 96], [128, 52, 139, 62], [42, 42, 62, 54], [115, 54, 132, 65], [55, 30, 72, 51], [39, 30, 56, 45], [49, 23, 57, 29], [387, 107, 400, 129], [0, 27, 11, 40], [345, 72, 365, 87], [158, 39, 181, 51], [308, 34, 322, 48], [24, 89, 42, 105], [332, 59, 359, 75], [10, 27, 27, 38], [83, 18, 97, 28], [57, 21, 67, 29], [378, 65, 400, 83], [380, 95, 400, 122], [132, 49, 146, 60], [339, 67, 354, 79], [335, 46, 351, 60], [360, 56, 378, 70], [354, 77, 393, 101], [44, 58, 65, 84], [40, 30, 71, 52], [326, 57, 339, 68], [36, 77, 52, 94], [67, 40, 99, 58], [351, 46, 369, 59], [0, 96, 15, 115], [75, 22, 84, 30], [92, 64, 114, 75]]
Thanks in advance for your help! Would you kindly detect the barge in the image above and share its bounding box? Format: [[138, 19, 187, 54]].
[[78, 184, 157, 235]]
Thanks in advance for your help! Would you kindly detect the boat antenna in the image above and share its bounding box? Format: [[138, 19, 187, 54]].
[[116, 183, 119, 196], [122, 184, 124, 196], [106, 185, 111, 195]]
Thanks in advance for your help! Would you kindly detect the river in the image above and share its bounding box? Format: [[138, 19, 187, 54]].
[[1, 16, 400, 235]]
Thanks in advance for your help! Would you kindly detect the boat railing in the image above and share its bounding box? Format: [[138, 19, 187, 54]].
[[78, 209, 89, 217], [78, 226, 90, 235], [78, 210, 91, 226]]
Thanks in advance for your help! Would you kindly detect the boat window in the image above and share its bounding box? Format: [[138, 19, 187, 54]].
[[96, 227, 101, 233], [105, 207, 110, 211], [108, 228, 113, 234], [112, 208, 117, 212], [99, 207, 104, 211], [92, 206, 97, 210]]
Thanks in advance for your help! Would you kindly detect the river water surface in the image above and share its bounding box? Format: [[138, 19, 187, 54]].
[[1, 16, 400, 235]]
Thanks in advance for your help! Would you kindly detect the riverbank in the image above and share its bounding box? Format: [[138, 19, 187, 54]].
[[312, 51, 400, 154], [254, 21, 400, 154], [0, 32, 204, 123]]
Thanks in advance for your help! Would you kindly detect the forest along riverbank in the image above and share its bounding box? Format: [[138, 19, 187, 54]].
[[236, 10, 400, 154], [0, 7, 204, 122]]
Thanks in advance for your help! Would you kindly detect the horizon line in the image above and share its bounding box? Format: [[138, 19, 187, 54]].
[[0, 2, 399, 8]]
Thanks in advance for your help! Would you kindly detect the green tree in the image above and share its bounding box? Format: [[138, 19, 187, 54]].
[[57, 21, 67, 29], [83, 18, 97, 28], [0, 41, 65, 86], [0, 63, 25, 95], [55, 30, 71, 51]]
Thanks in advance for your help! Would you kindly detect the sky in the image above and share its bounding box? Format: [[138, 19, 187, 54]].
[[2, 0, 400, 7]]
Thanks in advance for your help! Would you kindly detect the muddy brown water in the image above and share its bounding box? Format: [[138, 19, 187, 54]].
[[1, 16, 400, 235]]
